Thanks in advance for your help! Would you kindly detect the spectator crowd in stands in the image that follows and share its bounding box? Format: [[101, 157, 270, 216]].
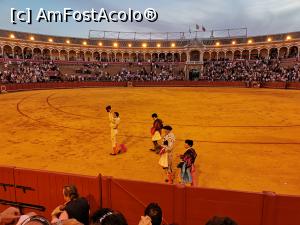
[[0, 61, 60, 83], [94, 64, 184, 82], [0, 62, 185, 83], [202, 59, 300, 82], [1, 59, 300, 84]]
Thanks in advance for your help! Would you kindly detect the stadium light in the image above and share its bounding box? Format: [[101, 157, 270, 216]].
[[248, 39, 253, 44], [157, 43, 161, 48], [83, 41, 87, 45], [216, 42, 220, 46], [113, 42, 118, 47], [142, 43, 147, 48], [128, 43, 132, 47], [48, 38, 53, 42], [171, 43, 176, 47], [286, 35, 292, 41], [30, 36, 35, 41], [267, 37, 272, 42], [232, 41, 236, 45], [10, 34, 15, 39], [66, 40, 70, 44], [98, 42, 103, 46]]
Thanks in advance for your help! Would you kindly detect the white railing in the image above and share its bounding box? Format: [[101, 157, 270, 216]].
[[186, 61, 203, 64]]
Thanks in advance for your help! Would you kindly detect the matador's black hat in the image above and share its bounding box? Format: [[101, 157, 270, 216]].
[[163, 125, 172, 131]]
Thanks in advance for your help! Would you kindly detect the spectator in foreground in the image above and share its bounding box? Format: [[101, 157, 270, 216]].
[[18, 216, 82, 225], [137, 216, 152, 225], [205, 216, 238, 225], [17, 215, 50, 225], [90, 208, 128, 225], [51, 185, 90, 225], [143, 203, 162, 225], [0, 207, 20, 225]]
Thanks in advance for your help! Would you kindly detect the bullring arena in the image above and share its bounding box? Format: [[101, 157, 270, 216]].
[[1, 28, 300, 225], [1, 86, 300, 195]]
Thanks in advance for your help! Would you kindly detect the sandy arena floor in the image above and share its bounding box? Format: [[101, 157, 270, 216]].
[[0, 87, 300, 195]]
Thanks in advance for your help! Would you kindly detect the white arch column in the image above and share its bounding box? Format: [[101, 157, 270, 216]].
[[200, 51, 203, 63], [187, 51, 190, 62]]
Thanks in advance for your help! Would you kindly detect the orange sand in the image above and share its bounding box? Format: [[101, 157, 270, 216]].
[[0, 87, 300, 195]]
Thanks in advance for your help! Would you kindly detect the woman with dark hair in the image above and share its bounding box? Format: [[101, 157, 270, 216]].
[[144, 203, 162, 225], [51, 185, 90, 225], [205, 216, 238, 225], [90, 208, 127, 225]]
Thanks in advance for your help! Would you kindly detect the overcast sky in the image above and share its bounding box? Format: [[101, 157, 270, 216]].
[[0, 0, 300, 38]]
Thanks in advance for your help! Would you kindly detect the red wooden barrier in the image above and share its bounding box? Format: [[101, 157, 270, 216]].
[[68, 173, 101, 215], [35, 83, 42, 89], [0, 166, 16, 211], [287, 82, 300, 90], [100, 176, 300, 225], [173, 185, 186, 225], [44, 83, 52, 89], [73, 82, 80, 88], [263, 82, 286, 89], [101, 176, 265, 225], [13, 84, 21, 90], [272, 194, 300, 225], [1, 167, 300, 225], [133, 81, 246, 88], [2, 84, 10, 91], [260, 191, 277, 225], [185, 187, 263, 225], [101, 178, 300, 225], [3, 81, 300, 92], [13, 168, 101, 217], [101, 177, 174, 225], [101, 176, 112, 209], [14, 168, 67, 217]]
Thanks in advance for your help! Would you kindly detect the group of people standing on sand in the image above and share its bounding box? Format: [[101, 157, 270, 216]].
[[149, 113, 197, 186], [105, 106, 197, 186]]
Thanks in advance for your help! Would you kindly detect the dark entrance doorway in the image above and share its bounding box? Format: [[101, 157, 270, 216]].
[[189, 69, 200, 80]]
